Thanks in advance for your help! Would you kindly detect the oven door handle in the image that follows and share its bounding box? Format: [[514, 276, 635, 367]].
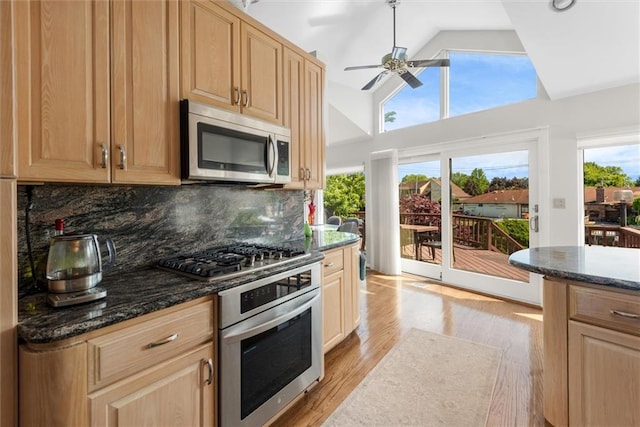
[[222, 291, 319, 344]]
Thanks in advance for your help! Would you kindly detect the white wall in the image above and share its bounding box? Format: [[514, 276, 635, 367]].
[[326, 82, 640, 247]]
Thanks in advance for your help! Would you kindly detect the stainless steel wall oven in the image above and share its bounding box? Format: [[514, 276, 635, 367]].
[[218, 262, 323, 427]]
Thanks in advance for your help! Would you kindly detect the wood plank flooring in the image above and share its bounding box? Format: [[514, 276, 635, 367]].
[[271, 270, 544, 427], [402, 244, 530, 282]]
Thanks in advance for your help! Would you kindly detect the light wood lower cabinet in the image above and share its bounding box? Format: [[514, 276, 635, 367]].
[[89, 344, 214, 427], [322, 242, 360, 354], [544, 278, 640, 426], [19, 298, 216, 427]]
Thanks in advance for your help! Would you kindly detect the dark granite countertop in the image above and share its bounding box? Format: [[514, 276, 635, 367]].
[[509, 246, 640, 291], [18, 232, 359, 345]]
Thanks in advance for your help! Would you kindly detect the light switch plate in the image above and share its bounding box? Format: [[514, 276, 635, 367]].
[[553, 198, 566, 209]]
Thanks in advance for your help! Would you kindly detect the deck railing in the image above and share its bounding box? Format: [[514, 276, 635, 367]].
[[399, 213, 525, 255], [586, 225, 640, 248]]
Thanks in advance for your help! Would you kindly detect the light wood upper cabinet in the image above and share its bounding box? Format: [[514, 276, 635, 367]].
[[303, 60, 325, 190], [181, 0, 283, 125], [13, 0, 180, 184], [240, 23, 282, 124], [110, 0, 180, 185], [283, 48, 304, 187], [180, 0, 241, 109], [284, 48, 325, 190], [14, 0, 110, 183], [1, 1, 16, 178]]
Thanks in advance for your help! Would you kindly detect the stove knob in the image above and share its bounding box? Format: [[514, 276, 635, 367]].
[[246, 254, 256, 267], [275, 251, 283, 260]]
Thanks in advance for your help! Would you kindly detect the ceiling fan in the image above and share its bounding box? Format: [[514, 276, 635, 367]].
[[344, 0, 450, 91]]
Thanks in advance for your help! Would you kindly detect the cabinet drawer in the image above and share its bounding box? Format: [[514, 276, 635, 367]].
[[88, 300, 214, 391], [569, 285, 640, 337], [323, 248, 344, 277]]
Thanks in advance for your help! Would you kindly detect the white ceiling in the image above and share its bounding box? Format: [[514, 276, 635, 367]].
[[246, 0, 639, 98], [244, 0, 640, 145]]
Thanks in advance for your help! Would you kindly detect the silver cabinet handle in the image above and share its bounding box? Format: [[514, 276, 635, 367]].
[[118, 145, 126, 170], [610, 310, 640, 319], [234, 87, 240, 105], [324, 262, 334, 267], [242, 90, 249, 107], [100, 143, 108, 168], [203, 358, 213, 385], [146, 333, 178, 349]]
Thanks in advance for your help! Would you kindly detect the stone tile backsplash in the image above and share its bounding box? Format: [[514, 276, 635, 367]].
[[17, 184, 304, 294]]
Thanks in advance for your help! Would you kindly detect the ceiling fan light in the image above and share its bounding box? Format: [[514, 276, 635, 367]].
[[551, 0, 576, 12]]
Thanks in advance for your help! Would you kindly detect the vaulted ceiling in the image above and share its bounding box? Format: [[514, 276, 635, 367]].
[[244, 0, 640, 143]]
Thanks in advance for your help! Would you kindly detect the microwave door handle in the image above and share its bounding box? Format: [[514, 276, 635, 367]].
[[267, 135, 277, 178]]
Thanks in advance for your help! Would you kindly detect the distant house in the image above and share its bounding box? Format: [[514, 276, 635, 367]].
[[399, 178, 470, 203], [584, 186, 640, 223], [462, 189, 529, 219]]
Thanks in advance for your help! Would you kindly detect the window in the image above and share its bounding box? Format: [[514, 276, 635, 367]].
[[382, 51, 537, 132]]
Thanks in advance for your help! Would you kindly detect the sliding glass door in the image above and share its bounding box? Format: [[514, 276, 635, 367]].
[[398, 131, 545, 305]]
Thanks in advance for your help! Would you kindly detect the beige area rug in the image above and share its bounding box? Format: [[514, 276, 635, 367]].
[[322, 328, 502, 426]]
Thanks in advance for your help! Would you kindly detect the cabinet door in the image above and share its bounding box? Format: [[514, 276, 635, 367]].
[[568, 320, 640, 426], [303, 60, 325, 189], [180, 0, 240, 111], [89, 344, 214, 427], [322, 270, 346, 354], [283, 48, 305, 189], [1, 1, 15, 178], [14, 0, 110, 183], [111, 0, 180, 185], [240, 23, 282, 124]]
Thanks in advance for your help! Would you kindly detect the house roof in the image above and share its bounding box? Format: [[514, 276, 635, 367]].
[[463, 189, 529, 205], [398, 178, 470, 200], [584, 187, 640, 205]]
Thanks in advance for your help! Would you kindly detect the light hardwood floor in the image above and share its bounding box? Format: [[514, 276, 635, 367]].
[[272, 270, 545, 427]]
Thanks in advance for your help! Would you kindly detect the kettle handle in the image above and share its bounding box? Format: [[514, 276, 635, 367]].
[[102, 238, 117, 268]]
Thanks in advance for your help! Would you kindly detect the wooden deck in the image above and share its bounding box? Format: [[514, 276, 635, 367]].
[[401, 243, 529, 282]]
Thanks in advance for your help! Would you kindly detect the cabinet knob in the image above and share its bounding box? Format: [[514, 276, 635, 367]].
[[325, 262, 334, 267], [118, 145, 127, 170], [100, 143, 108, 169]]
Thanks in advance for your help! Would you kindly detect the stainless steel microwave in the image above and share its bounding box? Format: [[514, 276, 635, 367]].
[[180, 100, 291, 184]]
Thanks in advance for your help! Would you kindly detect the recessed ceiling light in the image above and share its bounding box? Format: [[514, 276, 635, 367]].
[[551, 0, 576, 12]]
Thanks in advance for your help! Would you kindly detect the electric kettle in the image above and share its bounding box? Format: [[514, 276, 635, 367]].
[[46, 234, 116, 293]]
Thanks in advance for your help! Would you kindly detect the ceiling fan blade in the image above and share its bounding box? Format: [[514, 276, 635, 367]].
[[362, 72, 387, 90], [345, 64, 383, 71], [399, 71, 423, 89], [406, 59, 451, 68], [391, 46, 407, 60]]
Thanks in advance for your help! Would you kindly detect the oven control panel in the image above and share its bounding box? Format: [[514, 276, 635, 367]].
[[241, 270, 312, 313]]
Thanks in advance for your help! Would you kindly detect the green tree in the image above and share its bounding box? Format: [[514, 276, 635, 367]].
[[384, 111, 396, 123], [451, 172, 470, 191], [464, 168, 490, 196], [324, 173, 365, 218], [401, 174, 428, 183], [583, 162, 632, 187]]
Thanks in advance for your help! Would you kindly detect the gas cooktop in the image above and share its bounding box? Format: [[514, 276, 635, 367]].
[[156, 243, 309, 281]]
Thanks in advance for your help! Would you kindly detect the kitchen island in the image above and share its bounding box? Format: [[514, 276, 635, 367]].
[[509, 246, 640, 427], [17, 231, 360, 427]]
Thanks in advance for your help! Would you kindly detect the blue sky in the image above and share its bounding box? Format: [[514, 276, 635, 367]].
[[583, 145, 640, 182]]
